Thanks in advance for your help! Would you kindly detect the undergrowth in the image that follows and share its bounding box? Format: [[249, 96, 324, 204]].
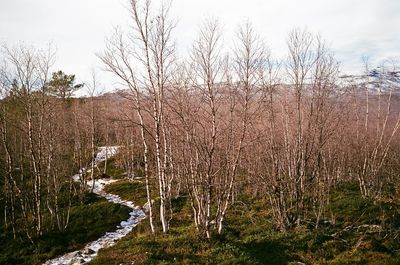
[[0, 192, 130, 265], [90, 181, 400, 265]]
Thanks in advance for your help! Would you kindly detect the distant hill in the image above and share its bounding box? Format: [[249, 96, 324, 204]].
[[339, 68, 400, 94]]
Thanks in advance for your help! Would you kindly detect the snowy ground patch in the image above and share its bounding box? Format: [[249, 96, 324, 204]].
[[44, 146, 146, 265]]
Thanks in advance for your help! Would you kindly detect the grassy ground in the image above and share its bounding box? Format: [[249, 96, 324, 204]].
[[89, 181, 400, 265], [104, 179, 149, 206], [3, 153, 398, 264], [0, 192, 130, 265], [96, 156, 126, 179]]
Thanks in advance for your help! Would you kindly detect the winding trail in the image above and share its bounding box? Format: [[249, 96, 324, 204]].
[[44, 147, 146, 265]]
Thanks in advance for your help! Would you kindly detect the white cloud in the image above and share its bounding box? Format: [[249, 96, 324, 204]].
[[1, 0, 399, 89]]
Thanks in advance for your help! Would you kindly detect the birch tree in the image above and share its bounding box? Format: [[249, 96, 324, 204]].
[[99, 0, 176, 233]]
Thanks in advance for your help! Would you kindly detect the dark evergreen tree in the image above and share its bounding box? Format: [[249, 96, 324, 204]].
[[46, 71, 83, 99]]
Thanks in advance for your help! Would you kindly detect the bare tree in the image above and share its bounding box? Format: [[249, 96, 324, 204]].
[[214, 22, 264, 234], [0, 43, 83, 238], [185, 18, 224, 238], [85, 69, 101, 192], [99, 0, 176, 233], [354, 61, 400, 198]]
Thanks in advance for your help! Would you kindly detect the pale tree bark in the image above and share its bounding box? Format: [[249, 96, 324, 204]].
[[1, 43, 56, 237], [99, 26, 156, 234], [356, 61, 400, 199], [85, 70, 100, 193], [189, 18, 223, 239], [216, 22, 264, 235], [254, 29, 343, 230], [100, 0, 175, 234]]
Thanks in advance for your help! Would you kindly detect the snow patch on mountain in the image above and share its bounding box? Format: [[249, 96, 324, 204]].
[[339, 69, 400, 93]]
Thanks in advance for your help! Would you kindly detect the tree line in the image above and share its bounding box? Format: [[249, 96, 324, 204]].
[[99, 0, 400, 238], [0, 43, 118, 240], [1, 0, 399, 242]]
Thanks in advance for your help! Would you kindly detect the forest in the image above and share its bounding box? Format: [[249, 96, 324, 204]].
[[1, 0, 400, 264]]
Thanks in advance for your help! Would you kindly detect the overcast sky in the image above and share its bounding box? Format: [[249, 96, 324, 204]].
[[1, 0, 399, 91]]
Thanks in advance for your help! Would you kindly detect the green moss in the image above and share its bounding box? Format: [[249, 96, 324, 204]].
[[90, 181, 400, 265], [4, 174, 399, 265], [96, 157, 126, 179], [0, 192, 130, 265], [104, 180, 149, 206]]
